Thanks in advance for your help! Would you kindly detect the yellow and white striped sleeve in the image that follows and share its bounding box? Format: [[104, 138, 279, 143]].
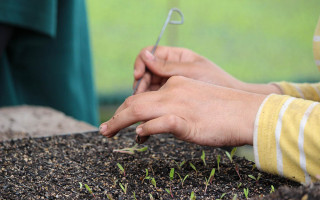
[[274, 82, 320, 102], [253, 94, 320, 184]]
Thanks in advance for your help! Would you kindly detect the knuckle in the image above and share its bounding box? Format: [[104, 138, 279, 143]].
[[124, 96, 135, 107], [130, 104, 144, 118], [166, 114, 179, 130]]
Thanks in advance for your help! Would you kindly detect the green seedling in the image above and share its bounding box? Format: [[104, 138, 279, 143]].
[[252, 164, 256, 171], [176, 172, 189, 187], [106, 193, 113, 200], [237, 182, 242, 188], [225, 147, 237, 163], [170, 168, 175, 181], [174, 160, 186, 170], [142, 169, 151, 183], [149, 193, 154, 200], [270, 185, 275, 194], [165, 188, 173, 198], [133, 191, 137, 200], [217, 193, 226, 200], [190, 191, 196, 200], [116, 163, 125, 176], [201, 150, 206, 166], [189, 162, 198, 174], [248, 173, 261, 183], [216, 155, 221, 172], [113, 144, 148, 154], [79, 182, 83, 189], [232, 194, 238, 200], [119, 182, 127, 194], [151, 177, 157, 188], [84, 184, 95, 198], [243, 188, 249, 199], [204, 168, 215, 193]]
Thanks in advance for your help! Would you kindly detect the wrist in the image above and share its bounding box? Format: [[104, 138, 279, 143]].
[[239, 82, 282, 95]]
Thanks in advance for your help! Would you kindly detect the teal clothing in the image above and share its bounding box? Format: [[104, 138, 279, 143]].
[[0, 0, 98, 126]]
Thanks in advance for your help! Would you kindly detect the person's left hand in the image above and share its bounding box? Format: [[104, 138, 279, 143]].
[[99, 76, 266, 147]]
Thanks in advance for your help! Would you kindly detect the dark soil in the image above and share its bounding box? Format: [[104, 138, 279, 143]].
[[0, 126, 305, 199]]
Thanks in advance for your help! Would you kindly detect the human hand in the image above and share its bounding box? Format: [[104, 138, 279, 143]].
[[101, 76, 266, 147], [133, 46, 243, 94]]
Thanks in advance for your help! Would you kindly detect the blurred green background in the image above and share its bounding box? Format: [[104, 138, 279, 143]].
[[87, 0, 320, 121]]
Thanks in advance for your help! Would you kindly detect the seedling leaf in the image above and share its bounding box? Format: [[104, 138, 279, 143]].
[[119, 183, 127, 194], [217, 155, 221, 172], [190, 191, 196, 200], [149, 193, 154, 200], [165, 188, 171, 194], [170, 168, 175, 181], [217, 193, 226, 200], [84, 184, 95, 197], [189, 162, 197, 173], [201, 150, 206, 166], [137, 146, 148, 152], [232, 194, 238, 200], [270, 185, 275, 193], [116, 163, 125, 176], [244, 188, 249, 199], [151, 177, 157, 188], [79, 182, 83, 189], [248, 174, 256, 180]]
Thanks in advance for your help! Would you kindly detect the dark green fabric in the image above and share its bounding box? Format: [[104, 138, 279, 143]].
[[0, 0, 99, 126]]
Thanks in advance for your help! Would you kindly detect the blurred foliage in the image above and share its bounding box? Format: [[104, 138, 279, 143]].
[[87, 0, 320, 95]]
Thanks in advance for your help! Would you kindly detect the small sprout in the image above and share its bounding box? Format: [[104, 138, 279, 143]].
[[170, 168, 175, 181], [252, 164, 256, 171], [149, 193, 154, 200], [232, 194, 238, 200], [270, 185, 275, 194], [237, 182, 242, 188], [189, 162, 198, 174], [201, 150, 206, 166], [106, 193, 113, 200], [217, 193, 226, 200], [119, 182, 127, 194], [151, 177, 157, 188], [248, 173, 261, 183], [190, 191, 196, 200], [235, 164, 241, 180], [244, 188, 249, 199], [176, 172, 189, 187], [113, 144, 148, 154], [84, 184, 95, 198], [225, 147, 237, 163], [204, 168, 215, 193], [142, 169, 151, 183], [79, 182, 83, 189], [165, 188, 173, 198], [137, 146, 148, 152], [216, 155, 221, 172], [133, 191, 137, 200], [117, 163, 125, 176], [174, 160, 186, 170]]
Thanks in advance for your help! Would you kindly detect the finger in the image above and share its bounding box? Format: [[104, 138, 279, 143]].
[[141, 50, 193, 78], [133, 72, 151, 94], [134, 46, 154, 80], [135, 114, 189, 139], [100, 98, 164, 138]]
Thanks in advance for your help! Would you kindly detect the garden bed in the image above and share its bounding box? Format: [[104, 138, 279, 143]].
[[0, 126, 308, 199]]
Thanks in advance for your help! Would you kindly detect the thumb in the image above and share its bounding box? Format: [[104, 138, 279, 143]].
[[141, 50, 190, 77]]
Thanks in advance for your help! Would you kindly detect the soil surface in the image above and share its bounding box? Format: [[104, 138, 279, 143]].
[[0, 126, 307, 199], [0, 106, 97, 141]]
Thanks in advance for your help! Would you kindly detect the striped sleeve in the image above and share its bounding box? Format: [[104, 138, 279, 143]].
[[274, 82, 320, 102], [254, 94, 320, 183]]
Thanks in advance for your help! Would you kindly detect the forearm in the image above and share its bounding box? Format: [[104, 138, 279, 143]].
[[254, 94, 320, 183], [0, 23, 14, 56]]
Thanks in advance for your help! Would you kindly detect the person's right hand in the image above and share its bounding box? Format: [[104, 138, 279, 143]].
[[133, 46, 243, 94]]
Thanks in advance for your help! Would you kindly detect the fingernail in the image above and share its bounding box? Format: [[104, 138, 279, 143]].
[[145, 50, 154, 61], [136, 127, 143, 135], [99, 124, 108, 134]]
